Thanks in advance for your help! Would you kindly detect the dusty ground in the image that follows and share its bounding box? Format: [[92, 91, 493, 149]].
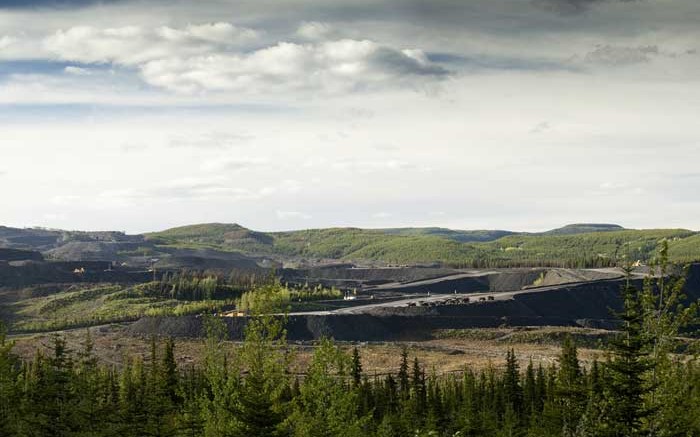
[[9, 324, 608, 374]]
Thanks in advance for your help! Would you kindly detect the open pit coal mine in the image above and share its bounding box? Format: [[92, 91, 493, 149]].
[[128, 264, 700, 341]]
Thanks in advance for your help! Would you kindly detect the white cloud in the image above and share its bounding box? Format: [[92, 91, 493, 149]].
[[276, 210, 312, 220], [51, 195, 82, 206], [139, 39, 447, 94], [156, 22, 259, 45], [4, 1, 700, 233], [331, 159, 422, 173], [43, 22, 258, 66], [64, 66, 92, 75], [296, 21, 333, 40], [43, 212, 68, 221], [529, 121, 551, 134], [200, 157, 268, 172], [42, 23, 448, 94], [93, 181, 263, 208], [372, 212, 392, 219], [0, 35, 16, 50], [168, 132, 254, 149]]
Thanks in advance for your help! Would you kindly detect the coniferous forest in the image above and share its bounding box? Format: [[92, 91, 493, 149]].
[[2, 264, 700, 437]]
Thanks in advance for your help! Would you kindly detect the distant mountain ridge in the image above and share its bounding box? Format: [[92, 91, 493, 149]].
[[2, 222, 699, 268]]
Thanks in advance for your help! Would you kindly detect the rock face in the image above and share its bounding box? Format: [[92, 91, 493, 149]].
[[0, 226, 62, 250]]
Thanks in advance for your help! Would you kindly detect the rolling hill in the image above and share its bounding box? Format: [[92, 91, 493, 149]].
[[2, 222, 699, 268], [145, 223, 700, 268]]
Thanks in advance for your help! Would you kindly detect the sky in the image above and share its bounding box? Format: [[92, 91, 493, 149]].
[[1, 0, 699, 233]]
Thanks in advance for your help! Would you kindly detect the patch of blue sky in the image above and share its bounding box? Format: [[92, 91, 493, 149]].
[[0, 102, 299, 123], [0, 60, 114, 78]]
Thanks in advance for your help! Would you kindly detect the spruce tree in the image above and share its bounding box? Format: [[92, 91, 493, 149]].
[[237, 315, 290, 437], [602, 284, 654, 436], [162, 338, 180, 405], [522, 360, 536, 417], [556, 335, 585, 433], [351, 347, 363, 387], [398, 347, 410, 398], [502, 349, 522, 417], [0, 321, 20, 436]]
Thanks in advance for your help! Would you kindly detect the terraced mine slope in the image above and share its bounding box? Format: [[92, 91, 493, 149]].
[[127, 264, 700, 341]]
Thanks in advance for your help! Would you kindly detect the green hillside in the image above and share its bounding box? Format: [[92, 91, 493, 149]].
[[145, 223, 700, 267], [668, 233, 700, 264], [145, 223, 273, 253], [379, 227, 514, 242], [542, 223, 625, 235], [482, 229, 696, 267], [273, 229, 477, 264]]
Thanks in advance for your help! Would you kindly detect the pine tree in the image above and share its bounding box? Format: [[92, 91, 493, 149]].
[[162, 337, 180, 405], [411, 357, 427, 421], [72, 330, 105, 436], [0, 321, 20, 436], [556, 335, 586, 433], [522, 360, 537, 417], [23, 335, 79, 436], [351, 347, 363, 387], [199, 315, 241, 436], [503, 349, 522, 417], [602, 284, 654, 436], [288, 338, 367, 437], [398, 347, 410, 399], [237, 315, 290, 436]]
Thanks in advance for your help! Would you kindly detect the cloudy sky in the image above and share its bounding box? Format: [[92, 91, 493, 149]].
[[1, 0, 699, 233]]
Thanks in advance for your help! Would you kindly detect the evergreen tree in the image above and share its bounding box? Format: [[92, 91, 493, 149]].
[[199, 315, 241, 437], [602, 284, 654, 436], [503, 349, 522, 417], [351, 347, 363, 387], [522, 360, 537, 418], [411, 357, 427, 422], [236, 315, 290, 437], [0, 321, 20, 436], [556, 335, 586, 434], [162, 337, 180, 405], [398, 347, 410, 398], [287, 338, 368, 437], [22, 335, 79, 436]]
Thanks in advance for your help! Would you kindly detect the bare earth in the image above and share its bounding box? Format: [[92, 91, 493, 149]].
[[9, 324, 608, 374]]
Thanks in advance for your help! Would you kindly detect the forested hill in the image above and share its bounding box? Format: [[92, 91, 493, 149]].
[[3, 223, 699, 267], [145, 223, 700, 268]]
